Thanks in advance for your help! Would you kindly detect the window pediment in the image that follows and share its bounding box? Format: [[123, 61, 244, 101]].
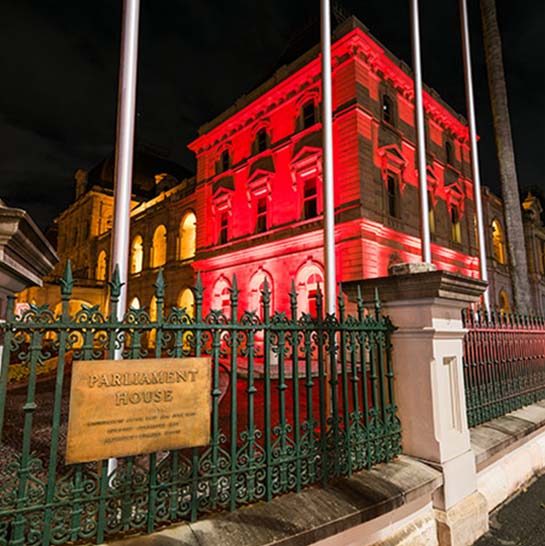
[[247, 168, 272, 203], [378, 144, 407, 191], [212, 186, 233, 214], [212, 175, 234, 197], [290, 145, 322, 189], [444, 181, 465, 215]]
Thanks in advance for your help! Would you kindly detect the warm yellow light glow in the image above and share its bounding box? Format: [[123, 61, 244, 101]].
[[179, 212, 196, 260], [131, 235, 144, 273], [499, 290, 511, 314], [491, 219, 506, 264], [96, 250, 107, 281], [151, 225, 167, 268], [178, 288, 195, 317]]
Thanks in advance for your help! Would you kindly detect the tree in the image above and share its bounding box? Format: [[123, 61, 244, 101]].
[[480, 0, 532, 313]]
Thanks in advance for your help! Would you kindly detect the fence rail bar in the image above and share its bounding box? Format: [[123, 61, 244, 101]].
[[462, 307, 545, 427]]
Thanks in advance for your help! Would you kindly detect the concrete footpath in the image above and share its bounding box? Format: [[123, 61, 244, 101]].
[[474, 473, 545, 546]]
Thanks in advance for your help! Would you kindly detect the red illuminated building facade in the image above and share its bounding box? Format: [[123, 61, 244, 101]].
[[188, 16, 479, 314], [23, 15, 545, 317]]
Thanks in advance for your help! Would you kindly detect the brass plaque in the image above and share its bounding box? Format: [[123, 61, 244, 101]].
[[66, 358, 211, 464]]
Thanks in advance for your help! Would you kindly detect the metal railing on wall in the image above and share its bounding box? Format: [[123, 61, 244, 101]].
[[0, 262, 400, 546], [462, 307, 545, 428]]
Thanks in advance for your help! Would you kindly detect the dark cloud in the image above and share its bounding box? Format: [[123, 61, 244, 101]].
[[0, 0, 543, 229]]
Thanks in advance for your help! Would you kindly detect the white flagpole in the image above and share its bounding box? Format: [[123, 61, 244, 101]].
[[410, 0, 432, 264], [321, 0, 336, 314], [108, 0, 141, 475], [460, 0, 490, 310]]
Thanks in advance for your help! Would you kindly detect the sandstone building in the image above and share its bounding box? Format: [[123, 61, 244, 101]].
[[18, 16, 545, 316]]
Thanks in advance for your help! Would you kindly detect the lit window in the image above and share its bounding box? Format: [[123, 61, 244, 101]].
[[499, 290, 511, 314], [179, 212, 196, 260], [151, 225, 167, 268], [256, 197, 267, 233], [450, 205, 461, 243], [212, 278, 231, 318], [129, 297, 141, 309], [387, 175, 400, 218], [491, 219, 506, 264], [96, 250, 107, 281], [446, 141, 453, 165], [296, 264, 324, 317], [382, 95, 393, 125], [302, 100, 316, 129], [218, 212, 229, 245], [131, 235, 143, 273], [303, 178, 318, 219], [178, 288, 195, 318], [256, 128, 268, 153], [428, 192, 435, 236]]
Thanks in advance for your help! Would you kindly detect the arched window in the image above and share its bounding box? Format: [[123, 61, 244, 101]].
[[212, 277, 231, 318], [296, 263, 324, 317], [256, 128, 268, 153], [382, 95, 394, 125], [96, 250, 107, 281], [248, 270, 273, 319], [129, 297, 141, 309], [302, 100, 316, 129], [130, 235, 144, 273], [491, 219, 506, 264], [149, 295, 158, 347], [450, 205, 461, 243], [178, 288, 195, 318], [151, 225, 167, 268], [179, 212, 196, 260], [445, 141, 453, 165], [499, 290, 511, 314]]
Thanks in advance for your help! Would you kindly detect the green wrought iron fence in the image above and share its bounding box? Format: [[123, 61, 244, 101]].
[[462, 307, 545, 427], [0, 262, 401, 546]]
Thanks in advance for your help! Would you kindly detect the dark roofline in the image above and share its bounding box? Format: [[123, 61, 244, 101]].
[[197, 15, 467, 137]]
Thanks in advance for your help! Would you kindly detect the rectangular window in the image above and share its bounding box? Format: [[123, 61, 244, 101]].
[[218, 212, 229, 245], [387, 175, 399, 218], [256, 129, 267, 153], [302, 101, 316, 129], [256, 197, 267, 233], [303, 178, 318, 219], [450, 205, 461, 243], [428, 191, 435, 236]]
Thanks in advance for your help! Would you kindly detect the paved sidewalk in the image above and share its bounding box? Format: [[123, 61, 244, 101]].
[[474, 473, 545, 546]]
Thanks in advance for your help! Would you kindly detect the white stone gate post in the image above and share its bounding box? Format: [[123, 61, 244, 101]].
[[346, 269, 489, 546]]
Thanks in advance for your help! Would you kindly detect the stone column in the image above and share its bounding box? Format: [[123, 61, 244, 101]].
[[345, 267, 489, 546]]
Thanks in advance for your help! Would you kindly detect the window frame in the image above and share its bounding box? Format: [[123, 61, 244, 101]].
[[302, 100, 316, 130], [386, 173, 400, 219], [302, 176, 319, 220]]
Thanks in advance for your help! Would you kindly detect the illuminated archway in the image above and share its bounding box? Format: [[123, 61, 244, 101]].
[[295, 262, 324, 316], [131, 235, 144, 273], [212, 276, 231, 318], [178, 287, 195, 317], [129, 296, 141, 309], [248, 269, 273, 319], [179, 212, 196, 260], [499, 290, 511, 315], [96, 250, 107, 281], [151, 225, 167, 268], [491, 219, 506, 264]]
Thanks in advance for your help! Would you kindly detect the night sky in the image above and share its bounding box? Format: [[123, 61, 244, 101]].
[[1, 0, 543, 230]]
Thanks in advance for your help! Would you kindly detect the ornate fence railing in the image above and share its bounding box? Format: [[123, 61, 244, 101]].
[[0, 262, 400, 546], [462, 308, 545, 428]]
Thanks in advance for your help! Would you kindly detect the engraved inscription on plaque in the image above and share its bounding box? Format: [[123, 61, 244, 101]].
[[66, 357, 211, 464]]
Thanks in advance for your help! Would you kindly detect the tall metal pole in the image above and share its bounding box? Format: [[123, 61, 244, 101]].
[[111, 0, 140, 314], [460, 0, 490, 310], [108, 0, 140, 476], [410, 0, 432, 264], [321, 0, 336, 315]]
